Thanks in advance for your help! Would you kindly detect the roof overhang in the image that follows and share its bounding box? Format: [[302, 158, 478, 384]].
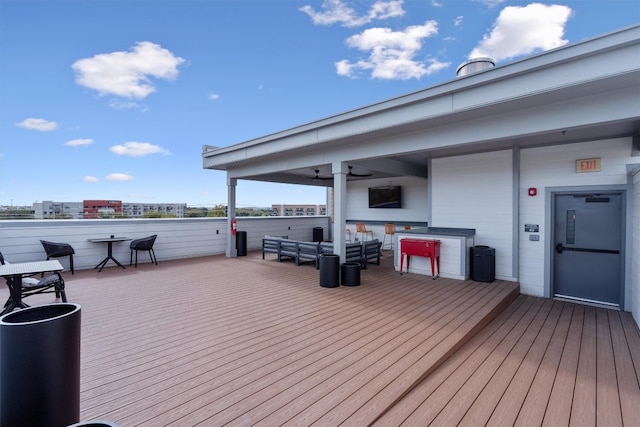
[[203, 25, 640, 187]]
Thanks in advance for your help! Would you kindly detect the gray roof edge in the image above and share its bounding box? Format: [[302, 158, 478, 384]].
[[203, 24, 640, 160]]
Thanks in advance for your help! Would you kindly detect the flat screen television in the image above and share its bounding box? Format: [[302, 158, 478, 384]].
[[368, 186, 402, 208]]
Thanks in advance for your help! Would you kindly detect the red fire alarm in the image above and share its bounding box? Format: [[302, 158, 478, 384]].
[[528, 187, 537, 196]]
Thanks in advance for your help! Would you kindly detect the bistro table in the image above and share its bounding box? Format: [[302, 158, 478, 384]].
[[88, 236, 131, 272], [0, 260, 64, 315]]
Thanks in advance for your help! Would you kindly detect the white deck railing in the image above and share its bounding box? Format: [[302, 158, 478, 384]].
[[0, 216, 331, 271]]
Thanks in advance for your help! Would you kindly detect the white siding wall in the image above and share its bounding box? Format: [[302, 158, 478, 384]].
[[344, 176, 428, 241], [519, 137, 636, 297], [432, 150, 514, 280], [0, 216, 330, 271], [632, 167, 640, 323]]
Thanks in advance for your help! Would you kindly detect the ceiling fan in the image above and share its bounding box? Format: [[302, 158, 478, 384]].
[[347, 165, 372, 177], [309, 169, 333, 181]]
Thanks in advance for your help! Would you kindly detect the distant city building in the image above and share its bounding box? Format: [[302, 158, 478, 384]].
[[33, 201, 83, 219], [121, 202, 186, 218], [83, 200, 123, 219], [271, 204, 326, 216]]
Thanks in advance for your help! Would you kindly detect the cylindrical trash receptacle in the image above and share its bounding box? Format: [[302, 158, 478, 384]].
[[470, 245, 495, 283], [319, 254, 340, 288], [341, 263, 361, 286], [313, 227, 323, 242], [0, 303, 81, 427], [68, 420, 118, 427], [236, 231, 247, 256]]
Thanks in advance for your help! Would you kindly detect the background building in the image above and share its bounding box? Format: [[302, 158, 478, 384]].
[[83, 200, 123, 219], [121, 203, 186, 218], [33, 201, 83, 219], [271, 204, 326, 216]]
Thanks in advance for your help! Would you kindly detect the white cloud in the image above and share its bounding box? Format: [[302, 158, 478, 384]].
[[105, 173, 133, 181], [108, 99, 143, 110], [469, 3, 573, 62], [109, 141, 171, 157], [336, 20, 450, 80], [300, 0, 404, 28], [72, 41, 185, 99], [15, 118, 58, 131], [64, 138, 94, 147], [209, 93, 220, 101], [83, 176, 99, 182], [454, 16, 463, 27], [476, 0, 506, 7]]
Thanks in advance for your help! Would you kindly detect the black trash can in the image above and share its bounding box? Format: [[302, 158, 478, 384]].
[[236, 230, 247, 256], [68, 421, 119, 427], [0, 303, 81, 427], [341, 263, 361, 286], [319, 254, 340, 288], [470, 245, 495, 283], [313, 227, 324, 242]]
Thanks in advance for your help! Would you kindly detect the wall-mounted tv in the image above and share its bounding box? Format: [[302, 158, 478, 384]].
[[368, 186, 402, 208]]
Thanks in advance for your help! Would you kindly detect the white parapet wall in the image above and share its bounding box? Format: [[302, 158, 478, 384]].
[[0, 216, 331, 271]]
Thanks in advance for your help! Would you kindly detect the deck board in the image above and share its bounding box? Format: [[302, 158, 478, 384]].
[[596, 308, 623, 426], [1, 251, 637, 426], [515, 302, 573, 426], [374, 294, 640, 427], [571, 306, 597, 427], [373, 295, 534, 426], [541, 303, 583, 427], [609, 312, 640, 425], [487, 300, 565, 426], [454, 299, 555, 426]]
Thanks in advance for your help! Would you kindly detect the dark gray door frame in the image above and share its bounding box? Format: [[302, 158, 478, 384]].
[[545, 185, 628, 309]]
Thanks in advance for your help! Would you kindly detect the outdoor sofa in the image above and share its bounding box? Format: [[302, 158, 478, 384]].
[[262, 236, 380, 269]]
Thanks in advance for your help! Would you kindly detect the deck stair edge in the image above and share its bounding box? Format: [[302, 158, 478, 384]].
[[366, 281, 520, 425]]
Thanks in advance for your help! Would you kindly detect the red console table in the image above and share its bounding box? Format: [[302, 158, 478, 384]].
[[400, 239, 441, 279]]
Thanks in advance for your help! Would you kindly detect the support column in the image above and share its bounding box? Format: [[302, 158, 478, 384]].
[[332, 162, 347, 263], [227, 177, 237, 258]]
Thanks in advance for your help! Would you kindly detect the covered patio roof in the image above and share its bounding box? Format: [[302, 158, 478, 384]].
[[202, 25, 640, 187]]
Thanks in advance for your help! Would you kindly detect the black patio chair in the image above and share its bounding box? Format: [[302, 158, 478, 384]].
[[130, 235, 158, 267], [0, 251, 67, 309], [40, 240, 75, 275]]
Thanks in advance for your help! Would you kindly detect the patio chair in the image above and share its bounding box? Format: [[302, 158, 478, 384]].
[[382, 223, 396, 250], [130, 235, 158, 267], [40, 239, 75, 275], [356, 222, 373, 241], [0, 251, 67, 307]]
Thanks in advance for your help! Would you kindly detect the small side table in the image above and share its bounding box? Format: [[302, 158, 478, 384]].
[[88, 236, 131, 272]]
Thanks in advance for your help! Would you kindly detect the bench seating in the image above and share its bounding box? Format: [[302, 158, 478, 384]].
[[321, 240, 380, 269], [262, 235, 288, 260], [262, 236, 379, 269]]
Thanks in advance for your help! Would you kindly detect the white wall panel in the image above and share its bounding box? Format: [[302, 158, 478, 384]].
[[432, 150, 514, 280], [0, 216, 330, 271], [632, 168, 640, 323], [519, 137, 636, 298]]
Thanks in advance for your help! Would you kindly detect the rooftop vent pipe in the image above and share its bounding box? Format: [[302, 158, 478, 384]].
[[456, 57, 495, 77]]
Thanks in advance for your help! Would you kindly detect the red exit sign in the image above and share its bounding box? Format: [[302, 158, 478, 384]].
[[576, 158, 601, 173]]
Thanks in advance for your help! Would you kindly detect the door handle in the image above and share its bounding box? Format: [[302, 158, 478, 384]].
[[555, 243, 619, 255]]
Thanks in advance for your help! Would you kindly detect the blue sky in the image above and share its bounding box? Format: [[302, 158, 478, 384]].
[[1, 0, 638, 209]]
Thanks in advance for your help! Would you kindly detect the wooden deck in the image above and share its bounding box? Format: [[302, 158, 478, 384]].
[[3, 251, 638, 426]]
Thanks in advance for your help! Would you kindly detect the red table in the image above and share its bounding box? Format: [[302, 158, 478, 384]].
[[400, 239, 441, 279]]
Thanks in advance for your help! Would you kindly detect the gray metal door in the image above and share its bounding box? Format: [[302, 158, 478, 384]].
[[553, 193, 623, 306]]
